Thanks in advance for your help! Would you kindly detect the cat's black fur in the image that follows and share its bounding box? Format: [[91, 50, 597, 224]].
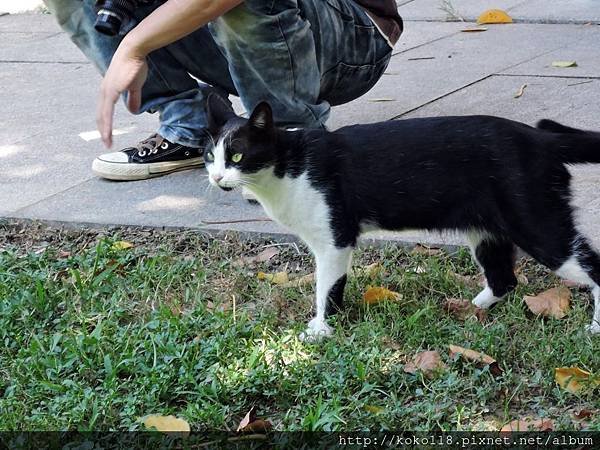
[[204, 94, 600, 338]]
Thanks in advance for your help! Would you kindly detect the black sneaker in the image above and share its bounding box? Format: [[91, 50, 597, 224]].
[[92, 134, 204, 181]]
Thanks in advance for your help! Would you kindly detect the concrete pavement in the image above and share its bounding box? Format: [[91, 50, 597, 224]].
[[1, 2, 600, 248]]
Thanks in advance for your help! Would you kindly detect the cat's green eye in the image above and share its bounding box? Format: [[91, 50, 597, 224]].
[[206, 151, 214, 162], [231, 153, 243, 163]]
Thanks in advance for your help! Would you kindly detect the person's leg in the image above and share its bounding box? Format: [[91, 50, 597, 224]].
[[209, 0, 392, 128], [44, 0, 237, 179]]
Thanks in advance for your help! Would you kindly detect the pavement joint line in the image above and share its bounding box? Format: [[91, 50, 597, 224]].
[[10, 175, 96, 216], [391, 30, 462, 57], [401, 19, 600, 25], [390, 74, 493, 120], [494, 73, 600, 80]]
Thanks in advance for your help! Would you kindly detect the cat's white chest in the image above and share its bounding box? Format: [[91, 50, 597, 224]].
[[253, 172, 333, 245]]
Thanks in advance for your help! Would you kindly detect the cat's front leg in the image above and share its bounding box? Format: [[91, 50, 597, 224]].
[[299, 245, 353, 342]]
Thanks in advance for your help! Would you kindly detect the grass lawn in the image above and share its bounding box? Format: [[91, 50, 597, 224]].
[[1, 220, 599, 431]]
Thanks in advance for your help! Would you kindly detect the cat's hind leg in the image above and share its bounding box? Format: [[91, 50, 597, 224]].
[[554, 238, 600, 334], [466, 232, 518, 309], [299, 244, 353, 342]]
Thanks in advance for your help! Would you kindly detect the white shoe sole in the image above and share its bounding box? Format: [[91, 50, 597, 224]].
[[92, 157, 204, 181]]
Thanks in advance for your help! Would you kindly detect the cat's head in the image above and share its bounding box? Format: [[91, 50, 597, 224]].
[[204, 94, 277, 191]]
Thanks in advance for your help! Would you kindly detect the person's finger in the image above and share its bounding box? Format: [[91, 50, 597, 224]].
[[97, 86, 117, 148], [127, 88, 142, 114]]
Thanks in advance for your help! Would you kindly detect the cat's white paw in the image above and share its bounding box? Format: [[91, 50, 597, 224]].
[[585, 321, 600, 334], [471, 286, 501, 309], [299, 318, 333, 342]]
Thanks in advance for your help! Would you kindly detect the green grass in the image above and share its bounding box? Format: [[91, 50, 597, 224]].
[[1, 221, 599, 431]]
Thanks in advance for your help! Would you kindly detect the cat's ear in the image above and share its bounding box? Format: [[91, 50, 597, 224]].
[[206, 93, 236, 131], [248, 102, 273, 131]]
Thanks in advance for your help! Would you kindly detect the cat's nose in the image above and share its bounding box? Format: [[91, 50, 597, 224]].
[[212, 175, 223, 184]]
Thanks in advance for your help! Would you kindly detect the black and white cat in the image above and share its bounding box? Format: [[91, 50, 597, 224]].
[[203, 94, 600, 340]]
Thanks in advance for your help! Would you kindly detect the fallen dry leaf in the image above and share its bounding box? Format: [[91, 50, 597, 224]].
[[280, 273, 314, 289], [449, 344, 502, 375], [234, 247, 279, 267], [524, 287, 570, 319], [141, 415, 190, 435], [552, 61, 578, 68], [444, 298, 488, 322], [404, 351, 447, 378], [257, 271, 289, 285], [477, 9, 513, 24], [236, 407, 272, 433], [461, 27, 488, 32], [58, 250, 71, 258], [411, 243, 443, 256], [514, 83, 527, 98], [363, 286, 402, 305], [501, 417, 554, 432], [112, 241, 134, 251], [571, 409, 594, 421], [555, 367, 600, 394]]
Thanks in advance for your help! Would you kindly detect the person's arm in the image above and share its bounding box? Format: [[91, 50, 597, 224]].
[[97, 0, 242, 148]]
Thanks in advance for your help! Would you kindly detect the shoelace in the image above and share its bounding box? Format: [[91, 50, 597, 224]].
[[135, 134, 169, 157]]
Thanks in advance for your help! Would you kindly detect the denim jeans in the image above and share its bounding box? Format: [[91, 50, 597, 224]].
[[44, 0, 392, 147]]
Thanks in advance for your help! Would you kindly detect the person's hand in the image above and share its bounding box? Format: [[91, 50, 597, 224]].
[[97, 42, 149, 148]]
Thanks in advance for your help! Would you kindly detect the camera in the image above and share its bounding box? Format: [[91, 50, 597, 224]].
[[94, 0, 154, 37]]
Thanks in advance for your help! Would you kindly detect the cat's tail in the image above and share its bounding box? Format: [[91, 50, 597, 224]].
[[537, 119, 600, 164]]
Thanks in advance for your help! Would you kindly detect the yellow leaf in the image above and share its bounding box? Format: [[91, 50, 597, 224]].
[[257, 271, 289, 285], [141, 415, 190, 435], [524, 287, 570, 319], [364, 405, 385, 414], [552, 61, 578, 68], [555, 367, 600, 394], [112, 241, 134, 250], [477, 9, 513, 24], [280, 273, 314, 288], [363, 286, 402, 305]]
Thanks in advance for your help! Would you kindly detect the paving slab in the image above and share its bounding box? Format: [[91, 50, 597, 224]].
[[329, 23, 597, 128], [501, 30, 600, 77], [0, 12, 57, 32], [397, 0, 600, 24], [0, 1, 45, 15], [3, 12, 600, 249], [0, 31, 87, 63], [508, 0, 600, 24]]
